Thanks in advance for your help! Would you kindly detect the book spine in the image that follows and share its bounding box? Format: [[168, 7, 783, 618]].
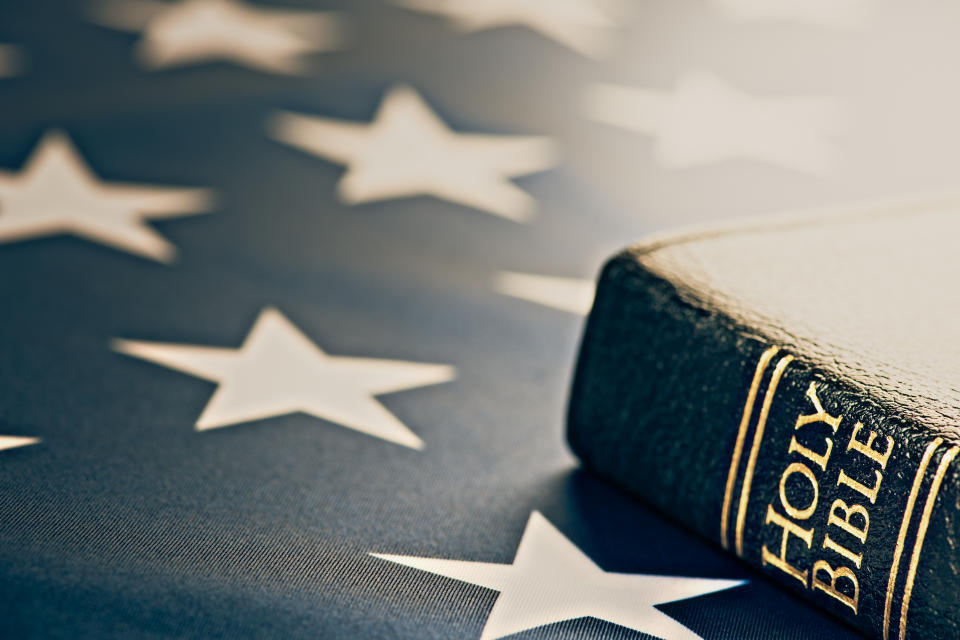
[[567, 251, 960, 640]]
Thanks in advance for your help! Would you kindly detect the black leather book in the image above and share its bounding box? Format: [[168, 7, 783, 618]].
[[567, 197, 960, 640]]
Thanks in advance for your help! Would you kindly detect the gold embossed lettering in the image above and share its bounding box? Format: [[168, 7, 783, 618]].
[[823, 534, 863, 569], [779, 461, 819, 520], [838, 469, 882, 504], [847, 422, 894, 469], [761, 505, 813, 585], [812, 559, 859, 614], [828, 499, 868, 544], [789, 434, 834, 471], [795, 382, 842, 433]]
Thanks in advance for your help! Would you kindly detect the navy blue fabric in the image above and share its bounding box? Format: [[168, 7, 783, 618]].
[[0, 1, 902, 637]]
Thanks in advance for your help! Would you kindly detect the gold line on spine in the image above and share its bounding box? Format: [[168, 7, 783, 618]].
[[735, 354, 794, 557], [898, 445, 959, 640], [882, 438, 942, 640], [721, 346, 779, 550]]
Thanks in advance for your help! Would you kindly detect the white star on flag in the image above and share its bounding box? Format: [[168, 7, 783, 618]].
[[0, 437, 39, 453], [373, 511, 745, 640], [0, 44, 24, 78], [0, 130, 213, 262], [268, 85, 558, 222], [112, 308, 455, 449], [712, 0, 870, 28], [88, 0, 346, 74], [494, 271, 594, 315], [394, 0, 620, 59], [585, 71, 843, 174]]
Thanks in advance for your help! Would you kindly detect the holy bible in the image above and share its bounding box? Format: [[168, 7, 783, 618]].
[[567, 197, 960, 640]]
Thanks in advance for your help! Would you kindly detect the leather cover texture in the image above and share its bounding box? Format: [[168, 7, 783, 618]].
[[568, 197, 960, 640]]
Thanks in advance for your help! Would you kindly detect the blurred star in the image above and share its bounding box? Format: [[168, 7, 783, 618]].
[[0, 437, 39, 453], [113, 308, 456, 449], [0, 44, 25, 77], [88, 0, 346, 73], [0, 131, 213, 262], [494, 272, 594, 314], [374, 511, 745, 640], [268, 85, 558, 222], [395, 0, 620, 58], [586, 72, 843, 174], [712, 0, 870, 28]]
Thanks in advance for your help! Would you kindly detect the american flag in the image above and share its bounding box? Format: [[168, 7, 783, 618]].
[[0, 0, 947, 637]]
